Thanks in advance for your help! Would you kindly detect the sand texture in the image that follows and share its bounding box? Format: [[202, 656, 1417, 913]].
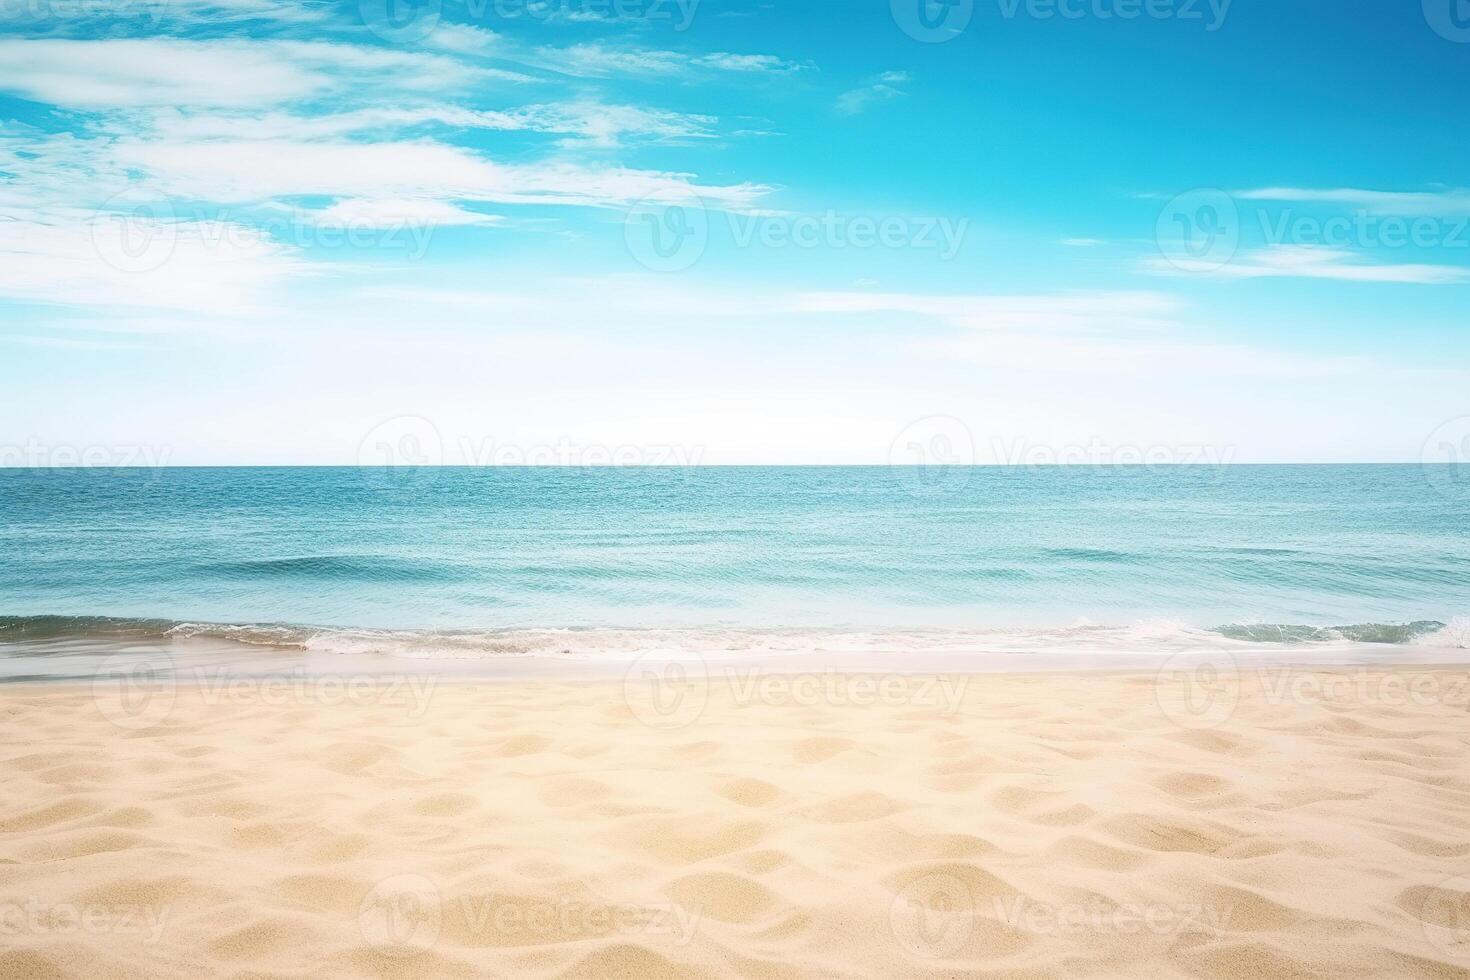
[[1, 665, 1469, 978]]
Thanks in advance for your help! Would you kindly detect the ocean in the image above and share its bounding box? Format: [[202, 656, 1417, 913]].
[[1, 465, 1466, 674]]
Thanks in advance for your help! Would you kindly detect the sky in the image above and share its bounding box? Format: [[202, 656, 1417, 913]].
[[1, 0, 1468, 466]]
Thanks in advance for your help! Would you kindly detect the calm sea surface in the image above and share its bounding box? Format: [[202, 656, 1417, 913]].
[[1, 466, 1466, 664]]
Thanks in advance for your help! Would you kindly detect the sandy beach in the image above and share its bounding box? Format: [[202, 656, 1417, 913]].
[[2, 664, 1469, 979]]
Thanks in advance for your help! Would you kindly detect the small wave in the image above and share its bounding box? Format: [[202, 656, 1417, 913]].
[[195, 556, 467, 583], [3, 615, 1466, 661], [1210, 621, 1448, 645], [0, 615, 179, 640], [1040, 548, 1139, 564]]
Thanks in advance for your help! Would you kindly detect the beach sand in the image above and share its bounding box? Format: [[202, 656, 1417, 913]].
[[1, 664, 1469, 978]]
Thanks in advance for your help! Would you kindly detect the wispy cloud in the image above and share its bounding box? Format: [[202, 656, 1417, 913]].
[[0, 38, 495, 109], [836, 71, 911, 116], [1235, 187, 1470, 217], [791, 289, 1182, 330], [546, 43, 800, 78], [0, 211, 308, 314], [1148, 245, 1468, 284], [0, 30, 778, 314], [130, 102, 718, 147], [789, 289, 1360, 378]]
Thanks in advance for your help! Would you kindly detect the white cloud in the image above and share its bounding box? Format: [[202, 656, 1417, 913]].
[[836, 72, 911, 116], [791, 290, 1183, 331], [102, 137, 767, 209], [310, 198, 502, 228], [0, 211, 307, 313], [133, 102, 716, 146], [549, 43, 799, 77], [1236, 187, 1470, 217], [1149, 245, 1468, 284], [786, 289, 1361, 378], [0, 39, 489, 109]]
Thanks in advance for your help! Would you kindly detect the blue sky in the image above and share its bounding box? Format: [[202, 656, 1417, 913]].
[[2, 0, 1468, 465]]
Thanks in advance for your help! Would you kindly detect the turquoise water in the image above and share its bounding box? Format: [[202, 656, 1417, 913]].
[[1, 465, 1466, 660]]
